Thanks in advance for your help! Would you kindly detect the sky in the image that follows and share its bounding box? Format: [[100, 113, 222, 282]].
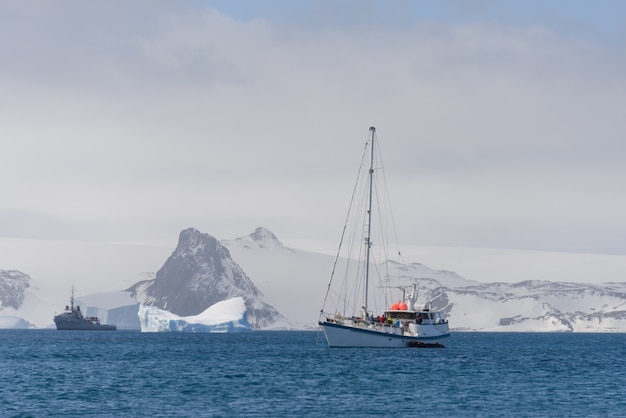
[[1, 0, 626, 287]]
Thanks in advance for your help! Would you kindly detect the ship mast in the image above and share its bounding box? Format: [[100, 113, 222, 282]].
[[363, 126, 375, 317]]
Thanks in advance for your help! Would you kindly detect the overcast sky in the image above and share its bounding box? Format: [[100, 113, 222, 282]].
[[2, 0, 626, 260]]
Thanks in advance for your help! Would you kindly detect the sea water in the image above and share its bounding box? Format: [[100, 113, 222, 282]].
[[1, 330, 625, 417]]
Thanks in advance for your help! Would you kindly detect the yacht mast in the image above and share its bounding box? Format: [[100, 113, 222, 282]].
[[363, 126, 376, 317]]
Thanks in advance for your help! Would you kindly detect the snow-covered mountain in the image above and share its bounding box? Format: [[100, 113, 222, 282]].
[[223, 227, 289, 251], [0, 269, 56, 328], [127, 227, 289, 329], [0, 270, 32, 328], [2, 227, 626, 332], [223, 230, 626, 332], [222, 227, 328, 328], [0, 270, 31, 310], [442, 280, 626, 332]]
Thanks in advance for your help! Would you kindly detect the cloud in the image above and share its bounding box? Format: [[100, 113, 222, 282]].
[[1, 1, 625, 255]]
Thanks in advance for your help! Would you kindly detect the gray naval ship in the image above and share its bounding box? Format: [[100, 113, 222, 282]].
[[54, 287, 116, 331]]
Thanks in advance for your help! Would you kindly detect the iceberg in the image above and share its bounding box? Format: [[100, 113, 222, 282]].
[[0, 315, 32, 329], [138, 297, 252, 332]]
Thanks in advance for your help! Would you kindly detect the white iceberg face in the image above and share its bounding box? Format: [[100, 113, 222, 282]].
[[0, 315, 31, 329], [138, 297, 252, 332]]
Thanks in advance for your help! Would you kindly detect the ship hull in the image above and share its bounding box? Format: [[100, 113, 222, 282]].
[[319, 321, 448, 348], [54, 316, 117, 331]]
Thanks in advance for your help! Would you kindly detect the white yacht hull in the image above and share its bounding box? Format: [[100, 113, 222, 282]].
[[319, 321, 449, 348]]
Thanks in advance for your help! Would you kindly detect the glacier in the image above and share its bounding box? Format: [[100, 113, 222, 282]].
[[138, 297, 252, 332]]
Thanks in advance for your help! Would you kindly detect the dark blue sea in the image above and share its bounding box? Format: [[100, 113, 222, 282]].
[[2, 331, 625, 417]]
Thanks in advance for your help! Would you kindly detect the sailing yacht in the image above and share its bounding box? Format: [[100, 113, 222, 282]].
[[318, 127, 450, 347]]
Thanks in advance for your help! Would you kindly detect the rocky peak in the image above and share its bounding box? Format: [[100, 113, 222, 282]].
[[225, 227, 287, 250], [127, 228, 287, 329], [176, 227, 226, 256], [250, 227, 281, 245]]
